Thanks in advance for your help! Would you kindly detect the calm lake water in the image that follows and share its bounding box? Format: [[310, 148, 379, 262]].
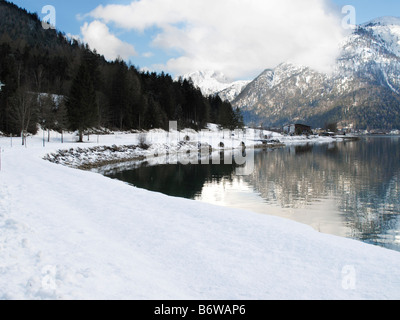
[[103, 136, 400, 252]]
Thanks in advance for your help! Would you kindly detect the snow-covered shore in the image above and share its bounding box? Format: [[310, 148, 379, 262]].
[[41, 127, 337, 169], [1, 129, 400, 300]]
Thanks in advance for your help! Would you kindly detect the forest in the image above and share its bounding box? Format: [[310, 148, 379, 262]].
[[0, 0, 243, 142]]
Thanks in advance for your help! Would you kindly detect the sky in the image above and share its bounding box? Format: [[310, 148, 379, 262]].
[[8, 0, 400, 80]]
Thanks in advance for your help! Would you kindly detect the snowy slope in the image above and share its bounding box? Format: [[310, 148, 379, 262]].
[[363, 16, 400, 57], [218, 80, 252, 102], [1, 132, 400, 300], [180, 70, 232, 96], [179, 70, 250, 101]]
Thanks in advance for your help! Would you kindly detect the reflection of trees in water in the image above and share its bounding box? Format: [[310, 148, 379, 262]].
[[246, 144, 336, 209], [107, 159, 237, 200], [245, 138, 400, 244]]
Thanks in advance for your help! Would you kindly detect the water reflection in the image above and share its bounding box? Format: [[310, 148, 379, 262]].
[[105, 153, 238, 200], [103, 137, 400, 251], [237, 137, 400, 250]]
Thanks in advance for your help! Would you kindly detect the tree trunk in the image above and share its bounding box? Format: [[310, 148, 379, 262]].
[[78, 130, 83, 143], [120, 113, 123, 131]]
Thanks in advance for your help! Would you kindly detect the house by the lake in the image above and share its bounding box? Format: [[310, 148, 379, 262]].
[[283, 123, 312, 136]]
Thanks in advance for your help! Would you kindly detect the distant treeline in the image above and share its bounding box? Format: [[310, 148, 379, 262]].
[[0, 0, 243, 141]]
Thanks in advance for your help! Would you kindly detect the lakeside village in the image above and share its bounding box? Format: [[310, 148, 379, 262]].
[[271, 123, 400, 137]]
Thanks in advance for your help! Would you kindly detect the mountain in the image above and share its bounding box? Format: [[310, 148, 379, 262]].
[[218, 80, 252, 102], [233, 17, 400, 130], [179, 70, 250, 101]]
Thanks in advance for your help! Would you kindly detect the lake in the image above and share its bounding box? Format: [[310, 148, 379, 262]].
[[102, 136, 400, 252]]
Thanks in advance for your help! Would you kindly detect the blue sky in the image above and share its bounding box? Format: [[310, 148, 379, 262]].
[[7, 0, 400, 79], [9, 0, 174, 71], [332, 0, 400, 24]]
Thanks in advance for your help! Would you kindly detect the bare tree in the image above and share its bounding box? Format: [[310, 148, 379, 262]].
[[38, 93, 56, 142], [9, 87, 37, 145], [33, 65, 45, 93], [54, 96, 68, 143]]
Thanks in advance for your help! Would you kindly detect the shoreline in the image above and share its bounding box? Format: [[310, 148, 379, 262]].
[[40, 128, 339, 170]]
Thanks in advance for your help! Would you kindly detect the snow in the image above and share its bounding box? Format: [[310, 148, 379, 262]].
[[178, 70, 251, 101], [1, 130, 400, 300], [40, 128, 336, 169], [177, 70, 233, 97], [362, 17, 400, 58]]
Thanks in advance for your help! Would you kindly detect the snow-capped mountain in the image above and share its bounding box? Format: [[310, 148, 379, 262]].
[[217, 80, 252, 102], [178, 70, 250, 101], [233, 17, 400, 130]]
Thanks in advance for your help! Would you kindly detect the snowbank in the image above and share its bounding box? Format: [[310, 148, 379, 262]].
[[1, 130, 399, 300]]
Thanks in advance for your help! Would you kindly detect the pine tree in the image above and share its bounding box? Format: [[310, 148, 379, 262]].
[[233, 107, 244, 129], [144, 95, 167, 130], [67, 61, 98, 142], [126, 67, 142, 129], [218, 101, 234, 129], [38, 93, 56, 141], [110, 59, 130, 129]]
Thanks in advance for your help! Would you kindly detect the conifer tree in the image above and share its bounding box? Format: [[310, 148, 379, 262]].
[[38, 93, 56, 141], [234, 107, 244, 129], [67, 60, 98, 142], [110, 59, 130, 129]]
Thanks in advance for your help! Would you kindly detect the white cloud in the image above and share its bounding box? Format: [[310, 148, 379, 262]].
[[142, 52, 154, 58], [88, 0, 345, 79], [81, 20, 137, 61]]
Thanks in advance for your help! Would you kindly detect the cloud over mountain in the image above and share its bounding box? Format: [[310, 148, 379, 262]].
[[87, 0, 346, 79], [81, 20, 137, 61]]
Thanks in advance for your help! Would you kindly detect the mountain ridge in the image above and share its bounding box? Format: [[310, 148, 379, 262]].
[[231, 16, 400, 130]]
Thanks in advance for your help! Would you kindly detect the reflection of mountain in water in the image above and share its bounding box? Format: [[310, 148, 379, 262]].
[[244, 137, 400, 247]]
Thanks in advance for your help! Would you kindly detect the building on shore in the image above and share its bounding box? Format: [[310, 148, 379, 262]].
[[283, 123, 312, 136]]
